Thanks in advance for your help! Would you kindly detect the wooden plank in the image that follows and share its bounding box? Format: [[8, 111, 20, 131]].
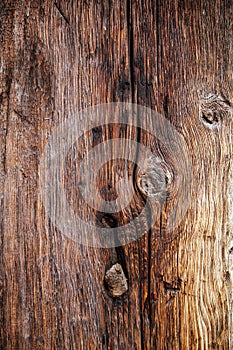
[[1, 1, 133, 348], [131, 1, 233, 348], [0, 0, 232, 349]]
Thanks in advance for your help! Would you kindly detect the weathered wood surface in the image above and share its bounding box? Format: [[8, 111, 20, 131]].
[[0, 0, 232, 349]]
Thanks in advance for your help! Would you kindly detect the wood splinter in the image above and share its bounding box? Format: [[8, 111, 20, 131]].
[[104, 263, 128, 297]]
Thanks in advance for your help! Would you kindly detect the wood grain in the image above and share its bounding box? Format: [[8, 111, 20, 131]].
[[0, 0, 232, 349]]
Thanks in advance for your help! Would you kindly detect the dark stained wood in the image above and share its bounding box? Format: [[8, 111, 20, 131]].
[[0, 0, 232, 349]]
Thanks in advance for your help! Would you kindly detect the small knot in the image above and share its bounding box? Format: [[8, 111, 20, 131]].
[[137, 155, 166, 201], [104, 263, 128, 297], [200, 94, 232, 126]]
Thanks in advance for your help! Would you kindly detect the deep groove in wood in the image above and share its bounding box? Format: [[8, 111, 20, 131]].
[[54, 2, 70, 26], [0, 1, 232, 348]]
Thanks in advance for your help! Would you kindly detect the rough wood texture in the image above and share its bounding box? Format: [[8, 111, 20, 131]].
[[0, 0, 232, 349]]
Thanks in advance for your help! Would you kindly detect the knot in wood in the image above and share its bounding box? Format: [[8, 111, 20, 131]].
[[104, 263, 128, 297], [137, 155, 166, 200], [200, 94, 232, 126]]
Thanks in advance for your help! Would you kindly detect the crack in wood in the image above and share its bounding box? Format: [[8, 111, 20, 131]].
[[3, 72, 13, 174], [126, 0, 134, 102], [13, 109, 32, 125], [54, 3, 71, 26], [164, 279, 182, 293], [1, 0, 232, 348]]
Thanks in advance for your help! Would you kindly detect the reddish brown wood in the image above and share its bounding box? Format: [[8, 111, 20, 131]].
[[0, 1, 232, 349]]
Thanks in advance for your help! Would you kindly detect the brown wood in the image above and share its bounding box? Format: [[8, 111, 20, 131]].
[[0, 0, 232, 349]]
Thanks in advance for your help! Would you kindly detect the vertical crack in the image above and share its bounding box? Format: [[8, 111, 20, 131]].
[[126, 0, 135, 103], [126, 1, 145, 349], [148, 228, 152, 348], [3, 73, 12, 174], [155, 0, 160, 88]]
